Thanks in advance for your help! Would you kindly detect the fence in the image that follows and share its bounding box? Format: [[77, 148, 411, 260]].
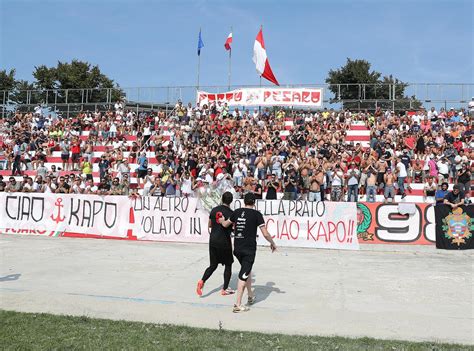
[[1, 83, 473, 117]]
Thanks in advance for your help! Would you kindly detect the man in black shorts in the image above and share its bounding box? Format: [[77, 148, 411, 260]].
[[219, 192, 277, 313], [197, 192, 235, 297]]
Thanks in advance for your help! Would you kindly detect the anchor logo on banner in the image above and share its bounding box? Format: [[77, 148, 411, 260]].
[[50, 198, 66, 224]]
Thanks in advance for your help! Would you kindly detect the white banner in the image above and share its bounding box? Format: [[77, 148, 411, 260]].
[[131, 196, 210, 243], [0, 193, 130, 238], [197, 88, 323, 107], [132, 197, 358, 250], [0, 193, 358, 250], [235, 199, 358, 250]]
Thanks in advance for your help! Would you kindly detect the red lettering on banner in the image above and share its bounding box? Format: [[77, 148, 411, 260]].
[[292, 92, 301, 102], [273, 91, 281, 102], [266, 218, 276, 239], [198, 89, 322, 107], [316, 222, 328, 242], [3, 227, 50, 235], [311, 92, 321, 103], [289, 220, 299, 240], [302, 91, 310, 102], [267, 219, 299, 241], [327, 221, 336, 241], [347, 220, 354, 243], [263, 91, 271, 101], [307, 220, 317, 241], [336, 221, 347, 242], [280, 220, 290, 240]]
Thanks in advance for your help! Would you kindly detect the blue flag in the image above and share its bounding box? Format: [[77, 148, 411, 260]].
[[197, 29, 204, 56]]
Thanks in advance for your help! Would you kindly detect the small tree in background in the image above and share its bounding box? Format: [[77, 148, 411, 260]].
[[0, 69, 35, 104], [1, 60, 124, 108], [326, 58, 422, 111], [33, 59, 124, 103]]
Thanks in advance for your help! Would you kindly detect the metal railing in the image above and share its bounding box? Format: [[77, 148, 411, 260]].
[[1, 83, 473, 117]]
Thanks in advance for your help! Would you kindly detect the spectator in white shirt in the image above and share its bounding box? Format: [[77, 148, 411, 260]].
[[396, 157, 408, 199], [437, 157, 450, 183], [427, 107, 438, 120], [423, 177, 437, 203], [469, 97, 474, 118], [143, 168, 155, 196]]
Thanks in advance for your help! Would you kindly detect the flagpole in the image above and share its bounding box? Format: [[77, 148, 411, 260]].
[[258, 25, 262, 115], [197, 27, 201, 90], [197, 53, 201, 90], [228, 26, 232, 90]]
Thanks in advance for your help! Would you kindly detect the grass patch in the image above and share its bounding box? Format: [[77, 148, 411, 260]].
[[0, 309, 469, 350]]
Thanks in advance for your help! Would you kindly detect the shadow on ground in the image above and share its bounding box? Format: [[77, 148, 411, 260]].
[[0, 274, 21, 282], [200, 272, 285, 303]]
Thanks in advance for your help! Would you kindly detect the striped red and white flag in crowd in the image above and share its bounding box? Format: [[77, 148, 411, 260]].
[[224, 32, 233, 50], [252, 28, 279, 86]]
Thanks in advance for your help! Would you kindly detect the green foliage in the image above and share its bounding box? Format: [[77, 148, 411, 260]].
[[0, 69, 17, 92], [33, 59, 124, 103], [0, 69, 35, 104], [1, 60, 124, 106], [0, 310, 469, 351], [326, 58, 422, 111]]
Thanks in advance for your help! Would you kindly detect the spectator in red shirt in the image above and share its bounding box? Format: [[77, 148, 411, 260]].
[[71, 139, 82, 171]]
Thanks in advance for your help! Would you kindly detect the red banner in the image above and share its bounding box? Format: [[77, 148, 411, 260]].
[[357, 202, 435, 245]]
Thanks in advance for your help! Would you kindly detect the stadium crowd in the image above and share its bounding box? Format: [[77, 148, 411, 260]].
[[0, 98, 473, 204]]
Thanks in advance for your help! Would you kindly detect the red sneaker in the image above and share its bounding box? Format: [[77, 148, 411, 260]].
[[196, 280, 204, 296]]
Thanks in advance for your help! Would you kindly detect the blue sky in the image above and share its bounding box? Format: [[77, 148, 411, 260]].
[[1, 0, 473, 90]]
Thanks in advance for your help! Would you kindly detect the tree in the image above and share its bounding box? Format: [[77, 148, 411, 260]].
[[33, 59, 124, 103], [0, 69, 35, 105], [326, 58, 422, 111], [0, 69, 17, 92], [10, 79, 35, 105]]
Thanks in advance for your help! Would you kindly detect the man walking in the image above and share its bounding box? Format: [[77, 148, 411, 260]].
[[197, 192, 235, 297], [219, 193, 277, 313]]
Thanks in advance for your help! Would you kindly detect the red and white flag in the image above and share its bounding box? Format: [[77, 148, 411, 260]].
[[224, 32, 233, 50], [252, 28, 279, 86]]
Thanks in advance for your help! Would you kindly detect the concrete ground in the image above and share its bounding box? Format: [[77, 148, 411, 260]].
[[0, 234, 473, 345]]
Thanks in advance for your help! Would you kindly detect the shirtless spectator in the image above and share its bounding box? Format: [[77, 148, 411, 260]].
[[375, 157, 388, 194], [383, 169, 397, 203], [0, 102, 470, 201], [366, 170, 377, 202]]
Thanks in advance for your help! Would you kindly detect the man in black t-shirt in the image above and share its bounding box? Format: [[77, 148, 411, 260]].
[[265, 174, 279, 200], [444, 184, 466, 208], [219, 193, 277, 313], [197, 192, 235, 297]]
